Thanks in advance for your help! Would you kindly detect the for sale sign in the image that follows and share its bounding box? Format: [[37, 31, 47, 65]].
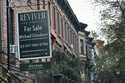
[[17, 10, 52, 60]]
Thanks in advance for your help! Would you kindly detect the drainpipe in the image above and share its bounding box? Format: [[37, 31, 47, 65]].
[[6, 0, 11, 82], [6, 0, 11, 71], [6, 0, 14, 69]]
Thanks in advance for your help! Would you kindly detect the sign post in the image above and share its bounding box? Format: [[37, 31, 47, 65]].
[[17, 10, 51, 60]]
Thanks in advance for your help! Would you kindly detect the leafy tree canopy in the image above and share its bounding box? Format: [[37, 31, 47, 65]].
[[93, 0, 125, 83]]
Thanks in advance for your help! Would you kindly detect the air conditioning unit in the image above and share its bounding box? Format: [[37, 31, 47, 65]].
[[10, 45, 16, 53], [71, 44, 73, 49]]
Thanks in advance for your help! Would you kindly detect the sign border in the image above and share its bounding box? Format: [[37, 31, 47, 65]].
[[16, 10, 52, 60]]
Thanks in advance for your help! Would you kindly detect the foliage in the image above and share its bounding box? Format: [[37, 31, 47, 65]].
[[37, 50, 83, 82], [93, 0, 125, 83], [51, 50, 83, 81], [90, 31, 99, 39]]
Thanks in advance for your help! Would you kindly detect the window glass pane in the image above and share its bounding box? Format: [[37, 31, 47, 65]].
[[68, 26, 70, 44], [57, 12, 60, 35], [61, 17, 63, 37], [60, 16, 63, 36], [80, 39, 84, 54], [63, 21, 66, 40], [0, 9, 1, 49], [53, 7, 56, 30]]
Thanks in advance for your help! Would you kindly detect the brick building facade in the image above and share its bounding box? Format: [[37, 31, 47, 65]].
[[4, 0, 79, 58], [0, 0, 96, 83]]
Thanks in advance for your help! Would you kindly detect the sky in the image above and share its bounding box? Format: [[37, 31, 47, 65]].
[[67, 0, 100, 31]]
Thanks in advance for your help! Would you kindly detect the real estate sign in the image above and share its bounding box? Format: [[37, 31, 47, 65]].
[[20, 62, 51, 71], [17, 10, 51, 60]]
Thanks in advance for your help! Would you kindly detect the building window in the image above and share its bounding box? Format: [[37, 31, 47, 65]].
[[69, 29, 72, 44], [68, 25, 70, 44], [73, 33, 75, 49], [80, 39, 84, 55], [74, 35, 76, 52], [75, 36, 79, 54], [57, 12, 61, 35], [63, 21, 66, 40], [60, 16, 63, 36], [61, 17, 63, 37], [53, 7, 56, 30], [0, 8, 1, 49], [71, 30, 73, 44], [64, 22, 67, 42], [65, 23, 68, 42]]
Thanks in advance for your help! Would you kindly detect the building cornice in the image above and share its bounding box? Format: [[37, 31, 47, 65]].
[[55, 0, 79, 28], [76, 22, 87, 32]]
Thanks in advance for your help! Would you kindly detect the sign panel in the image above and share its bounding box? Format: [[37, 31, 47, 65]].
[[20, 63, 51, 71], [17, 10, 51, 60]]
